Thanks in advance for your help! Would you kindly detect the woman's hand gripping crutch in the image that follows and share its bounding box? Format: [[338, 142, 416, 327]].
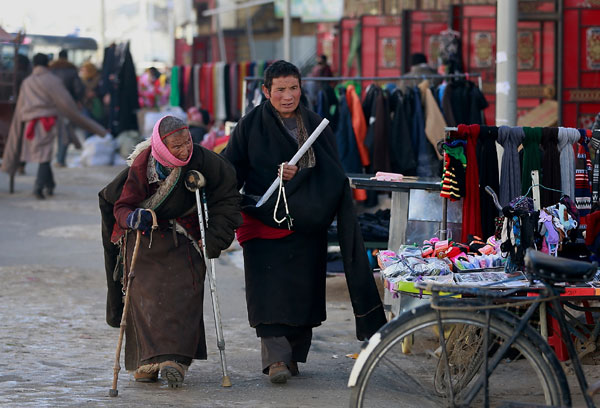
[[185, 170, 232, 387], [109, 209, 158, 397]]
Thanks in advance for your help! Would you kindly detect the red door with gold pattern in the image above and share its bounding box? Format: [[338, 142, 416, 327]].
[[562, 0, 600, 128]]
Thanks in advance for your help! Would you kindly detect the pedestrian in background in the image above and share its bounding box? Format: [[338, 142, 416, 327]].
[[1, 53, 110, 199], [49, 49, 85, 167], [80, 61, 106, 132]]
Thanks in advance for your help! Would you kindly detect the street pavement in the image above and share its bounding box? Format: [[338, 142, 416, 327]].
[[0, 162, 366, 408]]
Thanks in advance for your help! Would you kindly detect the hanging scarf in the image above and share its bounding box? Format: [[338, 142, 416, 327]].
[[477, 125, 499, 239], [498, 126, 524, 206], [557, 127, 580, 199], [540, 127, 561, 207], [521, 127, 542, 196], [459, 124, 482, 242], [150, 116, 192, 168]]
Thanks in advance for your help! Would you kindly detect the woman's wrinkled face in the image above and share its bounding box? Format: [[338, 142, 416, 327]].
[[262, 76, 301, 118], [164, 130, 192, 162]]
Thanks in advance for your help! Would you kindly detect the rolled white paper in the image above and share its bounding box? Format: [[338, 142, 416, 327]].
[[256, 118, 330, 207]]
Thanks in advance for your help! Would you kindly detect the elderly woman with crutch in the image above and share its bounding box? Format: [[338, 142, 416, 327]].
[[99, 115, 241, 392]]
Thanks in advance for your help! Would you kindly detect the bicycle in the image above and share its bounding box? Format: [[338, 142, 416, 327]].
[[348, 248, 600, 407]]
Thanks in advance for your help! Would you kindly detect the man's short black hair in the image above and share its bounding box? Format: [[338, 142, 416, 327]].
[[58, 49, 68, 59], [263, 60, 301, 91], [32, 53, 49, 67], [410, 52, 428, 66], [319, 54, 327, 63]]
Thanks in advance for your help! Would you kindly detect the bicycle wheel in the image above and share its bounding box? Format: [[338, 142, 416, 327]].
[[348, 305, 570, 407]]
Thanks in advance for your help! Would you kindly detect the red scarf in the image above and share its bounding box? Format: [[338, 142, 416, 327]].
[[460, 124, 483, 242], [25, 116, 57, 140]]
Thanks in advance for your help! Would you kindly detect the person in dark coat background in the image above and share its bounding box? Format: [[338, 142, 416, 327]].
[[49, 49, 85, 167], [223, 60, 386, 384]]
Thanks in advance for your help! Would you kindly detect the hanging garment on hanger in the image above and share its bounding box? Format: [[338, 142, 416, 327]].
[[441, 82, 457, 126], [361, 84, 378, 162], [372, 88, 392, 173], [335, 92, 362, 173], [345, 84, 369, 167], [460, 123, 483, 242], [413, 87, 438, 177], [558, 127, 580, 199], [540, 127, 562, 207], [389, 89, 416, 175], [178, 65, 185, 109], [521, 127, 542, 195], [419, 80, 446, 160], [169, 66, 180, 107], [477, 125, 500, 239], [193, 64, 201, 108], [498, 126, 524, 206], [184, 65, 195, 110], [229, 63, 239, 121], [467, 81, 489, 125], [224, 63, 231, 121], [316, 84, 339, 132], [239, 62, 248, 115]]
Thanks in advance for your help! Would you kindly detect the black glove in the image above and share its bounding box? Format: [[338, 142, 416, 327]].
[[126, 208, 153, 234]]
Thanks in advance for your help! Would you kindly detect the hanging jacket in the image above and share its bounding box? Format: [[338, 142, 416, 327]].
[[335, 92, 362, 173], [346, 85, 369, 167], [418, 79, 446, 160], [413, 87, 438, 177], [389, 89, 417, 175]]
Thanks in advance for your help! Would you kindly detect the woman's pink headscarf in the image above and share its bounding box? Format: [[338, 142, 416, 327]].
[[151, 116, 192, 168]]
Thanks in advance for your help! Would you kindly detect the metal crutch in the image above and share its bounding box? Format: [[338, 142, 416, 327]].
[[184, 170, 232, 387]]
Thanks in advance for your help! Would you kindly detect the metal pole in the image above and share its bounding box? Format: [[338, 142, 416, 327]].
[[283, 0, 291, 61], [99, 0, 106, 63], [495, 0, 518, 126], [216, 0, 227, 62], [556, 0, 563, 125]]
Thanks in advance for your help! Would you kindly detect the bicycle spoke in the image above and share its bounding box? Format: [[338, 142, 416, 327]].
[[351, 307, 569, 408]]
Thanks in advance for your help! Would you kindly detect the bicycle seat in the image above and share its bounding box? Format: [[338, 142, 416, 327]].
[[525, 248, 598, 284]]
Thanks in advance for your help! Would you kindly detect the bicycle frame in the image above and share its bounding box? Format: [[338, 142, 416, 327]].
[[431, 283, 595, 408]]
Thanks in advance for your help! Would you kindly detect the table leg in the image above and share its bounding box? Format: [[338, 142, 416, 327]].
[[388, 190, 409, 251]]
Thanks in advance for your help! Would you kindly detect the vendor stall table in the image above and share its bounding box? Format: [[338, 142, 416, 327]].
[[348, 175, 443, 252]]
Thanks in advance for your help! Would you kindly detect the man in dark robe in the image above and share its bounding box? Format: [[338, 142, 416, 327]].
[[99, 115, 241, 387], [223, 60, 386, 384]]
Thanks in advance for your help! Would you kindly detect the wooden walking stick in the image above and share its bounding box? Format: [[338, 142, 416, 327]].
[[109, 209, 157, 397]]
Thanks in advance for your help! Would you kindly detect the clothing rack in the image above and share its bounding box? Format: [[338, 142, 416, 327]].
[[242, 73, 483, 116]]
